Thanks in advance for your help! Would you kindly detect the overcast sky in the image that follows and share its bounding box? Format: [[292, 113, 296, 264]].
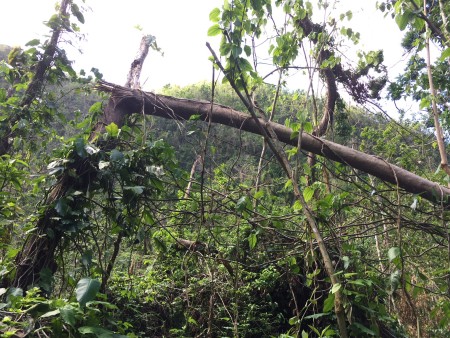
[[1, 1, 406, 94]]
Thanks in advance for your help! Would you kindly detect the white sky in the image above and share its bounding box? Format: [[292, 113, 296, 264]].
[[0, 0, 406, 95]]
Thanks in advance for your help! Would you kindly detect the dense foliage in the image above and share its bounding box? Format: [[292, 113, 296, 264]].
[[1, 1, 450, 337]]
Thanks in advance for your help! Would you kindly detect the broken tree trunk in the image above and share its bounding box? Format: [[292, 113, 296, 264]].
[[96, 80, 450, 207], [100, 35, 154, 293]]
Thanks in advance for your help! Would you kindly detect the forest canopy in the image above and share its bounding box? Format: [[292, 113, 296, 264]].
[[0, 1, 450, 337]]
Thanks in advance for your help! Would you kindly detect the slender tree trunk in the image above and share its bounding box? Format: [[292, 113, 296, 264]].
[[203, 45, 349, 337], [184, 154, 203, 199], [424, 1, 450, 178]]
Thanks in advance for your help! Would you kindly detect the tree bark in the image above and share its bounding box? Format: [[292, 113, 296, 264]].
[[96, 80, 450, 207]]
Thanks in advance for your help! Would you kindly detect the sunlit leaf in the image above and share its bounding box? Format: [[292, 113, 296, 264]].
[[388, 247, 400, 262], [105, 122, 119, 137], [208, 24, 222, 36], [440, 47, 450, 61], [40, 309, 60, 318], [331, 283, 341, 294], [98, 161, 110, 169], [209, 8, 220, 22], [254, 190, 264, 200], [289, 316, 298, 325], [248, 233, 257, 249], [293, 199, 302, 211], [303, 186, 315, 202]]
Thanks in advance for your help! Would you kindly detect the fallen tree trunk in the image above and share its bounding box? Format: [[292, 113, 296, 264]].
[[97, 80, 450, 206]]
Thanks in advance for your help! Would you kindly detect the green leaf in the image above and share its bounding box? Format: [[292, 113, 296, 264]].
[[304, 312, 329, 320], [60, 305, 76, 327], [303, 121, 313, 133], [395, 12, 411, 31], [110, 149, 124, 163], [331, 283, 342, 294], [25, 302, 51, 317], [143, 210, 154, 224], [236, 196, 248, 211], [55, 198, 70, 216], [153, 236, 167, 252], [75, 277, 101, 308], [440, 47, 450, 61], [26, 39, 40, 46], [303, 186, 315, 202], [105, 122, 119, 137], [71, 3, 85, 24], [81, 250, 92, 269], [78, 326, 128, 337], [220, 42, 231, 56], [284, 179, 292, 189], [40, 309, 60, 318], [189, 114, 201, 121], [74, 138, 87, 158], [89, 102, 103, 114], [342, 256, 350, 269], [348, 279, 366, 286], [389, 270, 401, 292], [238, 57, 253, 72], [419, 96, 430, 109], [293, 199, 302, 211], [254, 190, 264, 200], [289, 316, 298, 325], [244, 45, 251, 57], [388, 247, 400, 262], [346, 10, 353, 20], [207, 24, 222, 36], [250, 0, 263, 11], [323, 293, 335, 312], [352, 322, 376, 336], [248, 233, 257, 249], [209, 8, 221, 22]]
